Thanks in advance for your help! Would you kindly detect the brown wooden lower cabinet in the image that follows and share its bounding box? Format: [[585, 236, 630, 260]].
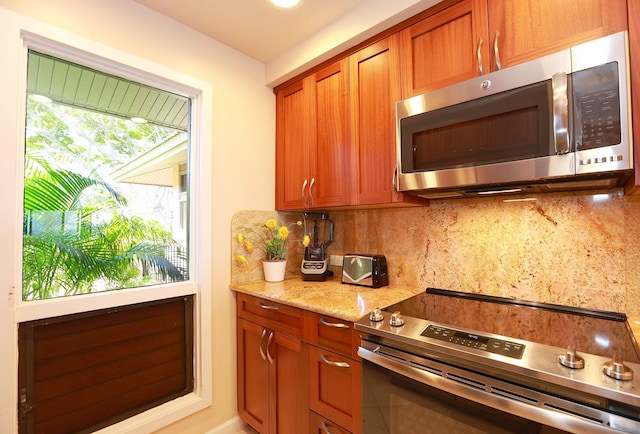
[[237, 317, 309, 434], [308, 346, 361, 433], [236, 293, 361, 434]]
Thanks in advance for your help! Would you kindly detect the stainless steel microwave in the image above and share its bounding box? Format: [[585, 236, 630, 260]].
[[396, 31, 633, 199]]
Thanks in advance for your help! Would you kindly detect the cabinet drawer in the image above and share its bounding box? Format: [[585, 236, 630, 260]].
[[236, 293, 303, 338], [309, 346, 361, 433], [309, 411, 352, 434], [305, 312, 360, 359]]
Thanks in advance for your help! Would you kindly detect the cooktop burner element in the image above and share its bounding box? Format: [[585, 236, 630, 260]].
[[355, 287, 640, 434]]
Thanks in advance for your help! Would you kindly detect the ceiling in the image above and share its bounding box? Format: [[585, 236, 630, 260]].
[[133, 0, 369, 64]]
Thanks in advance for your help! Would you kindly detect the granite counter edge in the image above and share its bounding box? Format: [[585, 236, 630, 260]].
[[230, 277, 424, 322]]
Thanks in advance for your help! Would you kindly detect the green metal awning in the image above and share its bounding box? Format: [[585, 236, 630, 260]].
[[27, 51, 190, 131]]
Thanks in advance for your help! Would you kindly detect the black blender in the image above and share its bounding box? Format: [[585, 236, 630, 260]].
[[301, 212, 334, 281]]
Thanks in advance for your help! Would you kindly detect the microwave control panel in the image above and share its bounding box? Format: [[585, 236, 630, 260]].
[[573, 62, 621, 150]]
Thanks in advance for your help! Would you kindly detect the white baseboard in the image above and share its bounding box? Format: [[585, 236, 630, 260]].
[[205, 416, 248, 434]]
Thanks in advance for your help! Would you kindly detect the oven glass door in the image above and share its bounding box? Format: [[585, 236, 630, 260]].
[[399, 80, 553, 173], [363, 359, 570, 434]]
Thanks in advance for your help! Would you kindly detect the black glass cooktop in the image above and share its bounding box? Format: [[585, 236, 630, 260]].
[[385, 287, 640, 364]]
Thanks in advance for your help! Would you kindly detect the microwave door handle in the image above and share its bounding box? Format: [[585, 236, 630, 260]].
[[552, 72, 570, 154], [392, 166, 399, 197]]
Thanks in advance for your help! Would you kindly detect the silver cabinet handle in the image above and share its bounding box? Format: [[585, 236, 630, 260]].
[[320, 421, 332, 434], [258, 302, 278, 311], [319, 318, 350, 329], [493, 30, 502, 70], [301, 178, 308, 207], [552, 72, 570, 154], [476, 37, 484, 75], [309, 177, 316, 206], [320, 353, 350, 368], [266, 331, 275, 364], [259, 329, 267, 361]]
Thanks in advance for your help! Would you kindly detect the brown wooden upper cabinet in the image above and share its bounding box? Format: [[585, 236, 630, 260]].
[[276, 40, 424, 211], [349, 35, 425, 207], [401, 0, 628, 98], [401, 0, 489, 97], [275, 60, 351, 210], [276, 0, 633, 210]]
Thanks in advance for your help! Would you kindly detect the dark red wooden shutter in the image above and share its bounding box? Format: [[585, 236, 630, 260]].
[[18, 296, 194, 434]]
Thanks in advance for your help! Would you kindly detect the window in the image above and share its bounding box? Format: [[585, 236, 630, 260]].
[[23, 50, 190, 301], [5, 32, 213, 434]]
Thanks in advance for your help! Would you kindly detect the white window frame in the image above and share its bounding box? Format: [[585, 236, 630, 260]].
[[0, 25, 213, 434]]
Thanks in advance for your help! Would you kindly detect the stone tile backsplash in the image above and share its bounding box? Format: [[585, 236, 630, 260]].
[[231, 188, 640, 315]]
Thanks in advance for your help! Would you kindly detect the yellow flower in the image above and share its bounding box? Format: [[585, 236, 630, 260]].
[[236, 254, 248, 265], [278, 226, 289, 239], [302, 234, 310, 247], [266, 219, 277, 229], [234, 218, 307, 263], [244, 240, 254, 253]]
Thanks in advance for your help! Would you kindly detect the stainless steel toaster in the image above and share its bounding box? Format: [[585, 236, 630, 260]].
[[342, 254, 388, 288]]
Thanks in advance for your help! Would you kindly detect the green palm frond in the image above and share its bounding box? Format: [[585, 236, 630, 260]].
[[22, 167, 184, 299]]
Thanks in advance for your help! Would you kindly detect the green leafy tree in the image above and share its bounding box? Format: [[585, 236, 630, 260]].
[[23, 159, 184, 300]]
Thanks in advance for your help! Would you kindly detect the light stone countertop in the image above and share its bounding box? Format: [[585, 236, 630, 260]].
[[230, 276, 424, 322], [230, 277, 640, 348]]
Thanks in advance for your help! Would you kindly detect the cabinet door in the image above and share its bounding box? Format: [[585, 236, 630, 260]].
[[271, 331, 309, 434], [309, 346, 361, 433], [308, 59, 351, 208], [400, 0, 488, 97], [487, 0, 627, 71], [350, 35, 406, 206], [238, 318, 309, 434], [350, 36, 427, 206], [276, 80, 310, 210], [237, 319, 269, 434]]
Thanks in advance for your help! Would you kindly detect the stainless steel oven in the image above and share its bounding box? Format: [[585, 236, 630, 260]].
[[355, 288, 640, 434]]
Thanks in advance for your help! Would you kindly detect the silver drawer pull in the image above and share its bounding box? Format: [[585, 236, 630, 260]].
[[258, 302, 278, 311], [320, 421, 332, 434], [259, 329, 267, 360], [267, 331, 275, 364], [320, 353, 350, 368], [319, 318, 349, 329]]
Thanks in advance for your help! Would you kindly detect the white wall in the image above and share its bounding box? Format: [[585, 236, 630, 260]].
[[0, 0, 275, 432]]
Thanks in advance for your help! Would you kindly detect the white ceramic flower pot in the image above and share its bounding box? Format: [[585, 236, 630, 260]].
[[263, 260, 287, 282]]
